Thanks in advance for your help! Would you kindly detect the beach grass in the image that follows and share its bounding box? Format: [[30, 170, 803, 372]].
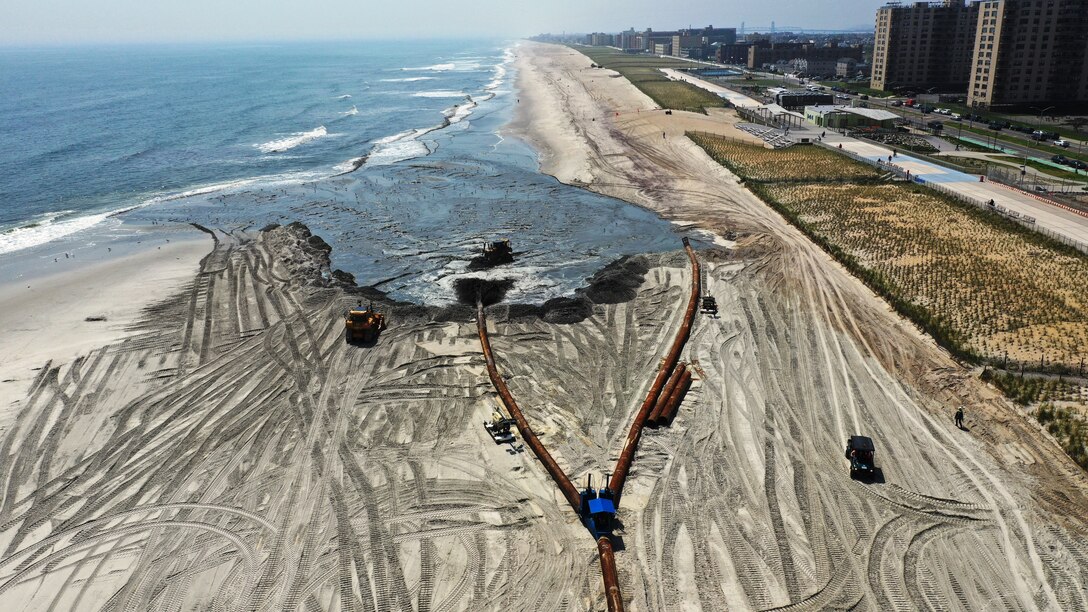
[[690, 132, 1088, 373], [570, 46, 726, 114], [689, 134, 882, 182]]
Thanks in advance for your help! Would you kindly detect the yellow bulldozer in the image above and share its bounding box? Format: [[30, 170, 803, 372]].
[[345, 302, 387, 344]]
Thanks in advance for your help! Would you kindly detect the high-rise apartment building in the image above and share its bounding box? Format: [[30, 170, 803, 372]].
[[967, 0, 1088, 110], [872, 1, 981, 92], [873, 0, 1088, 109]]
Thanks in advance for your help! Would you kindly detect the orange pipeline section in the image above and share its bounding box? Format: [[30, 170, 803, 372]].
[[658, 369, 693, 427], [476, 301, 582, 513], [647, 364, 687, 426], [597, 536, 625, 612], [608, 237, 700, 504]]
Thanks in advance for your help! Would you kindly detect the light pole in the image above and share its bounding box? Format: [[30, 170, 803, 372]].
[[1030, 106, 1055, 126], [923, 87, 937, 113]]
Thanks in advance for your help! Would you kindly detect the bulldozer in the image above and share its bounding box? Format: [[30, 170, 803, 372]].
[[483, 239, 513, 265], [467, 239, 514, 269], [345, 302, 387, 344]]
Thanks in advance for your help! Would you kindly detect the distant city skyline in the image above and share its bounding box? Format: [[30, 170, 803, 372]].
[[2, 0, 890, 46]]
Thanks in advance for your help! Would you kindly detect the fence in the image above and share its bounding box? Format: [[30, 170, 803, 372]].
[[987, 165, 1088, 196]]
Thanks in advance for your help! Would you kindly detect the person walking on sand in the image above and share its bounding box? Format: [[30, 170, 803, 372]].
[[955, 406, 965, 429]]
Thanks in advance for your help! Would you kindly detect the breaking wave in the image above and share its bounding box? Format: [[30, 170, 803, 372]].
[[413, 90, 469, 98], [255, 126, 328, 153], [402, 63, 456, 72]]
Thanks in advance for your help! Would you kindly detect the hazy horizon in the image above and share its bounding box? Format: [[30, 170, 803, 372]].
[[3, 0, 887, 46]]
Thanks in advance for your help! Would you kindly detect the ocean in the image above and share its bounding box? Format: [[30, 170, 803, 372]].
[[0, 40, 684, 304]]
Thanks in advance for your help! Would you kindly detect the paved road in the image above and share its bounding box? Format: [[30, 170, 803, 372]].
[[669, 70, 1088, 250]]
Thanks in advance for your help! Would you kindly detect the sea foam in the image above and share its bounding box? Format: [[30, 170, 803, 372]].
[[402, 63, 456, 72], [413, 90, 469, 98], [255, 126, 328, 154]]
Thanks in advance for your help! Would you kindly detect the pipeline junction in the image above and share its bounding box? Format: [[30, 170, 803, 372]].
[[475, 238, 702, 610]]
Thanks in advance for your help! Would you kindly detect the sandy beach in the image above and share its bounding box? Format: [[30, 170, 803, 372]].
[[0, 41, 1086, 612], [0, 234, 210, 411]]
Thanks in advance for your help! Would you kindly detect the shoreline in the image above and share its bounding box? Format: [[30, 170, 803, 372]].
[[508, 41, 764, 214], [0, 228, 211, 409]]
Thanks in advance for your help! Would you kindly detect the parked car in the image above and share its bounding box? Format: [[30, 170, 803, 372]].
[[1053, 154, 1069, 164], [891, 100, 903, 107], [1069, 160, 1087, 171], [1055, 140, 1070, 148], [951, 113, 962, 120], [859, 94, 870, 100], [988, 122, 1003, 131]]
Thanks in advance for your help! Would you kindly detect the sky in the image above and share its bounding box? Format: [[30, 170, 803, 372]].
[[1, 0, 888, 46]]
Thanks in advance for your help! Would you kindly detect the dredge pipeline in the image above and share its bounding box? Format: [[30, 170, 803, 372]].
[[475, 300, 581, 512], [474, 239, 701, 612], [477, 299, 625, 612], [597, 536, 624, 612], [608, 237, 701, 503]]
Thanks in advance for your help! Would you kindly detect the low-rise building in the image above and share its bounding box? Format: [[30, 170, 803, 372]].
[[804, 105, 899, 129], [776, 90, 835, 110], [790, 58, 840, 76]]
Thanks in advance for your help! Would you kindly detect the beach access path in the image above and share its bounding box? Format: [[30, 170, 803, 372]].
[[672, 69, 1088, 249]]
